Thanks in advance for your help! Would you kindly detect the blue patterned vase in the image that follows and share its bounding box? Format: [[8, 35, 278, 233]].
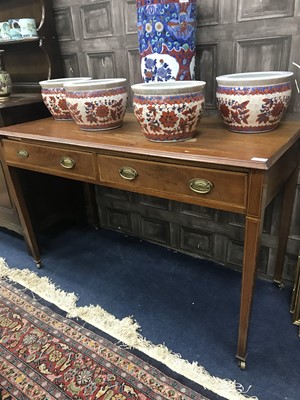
[[136, 0, 197, 82]]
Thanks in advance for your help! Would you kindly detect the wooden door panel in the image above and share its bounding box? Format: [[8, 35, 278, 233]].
[[237, 0, 295, 20]]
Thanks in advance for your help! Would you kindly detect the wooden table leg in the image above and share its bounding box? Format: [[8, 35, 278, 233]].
[[273, 166, 299, 285], [236, 215, 263, 369], [236, 172, 266, 369], [6, 166, 42, 267]]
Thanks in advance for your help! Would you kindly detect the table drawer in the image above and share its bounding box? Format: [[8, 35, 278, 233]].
[[2, 140, 96, 180], [98, 155, 248, 212]]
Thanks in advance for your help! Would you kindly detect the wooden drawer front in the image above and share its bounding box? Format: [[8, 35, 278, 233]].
[[2, 140, 96, 180], [98, 155, 248, 212]]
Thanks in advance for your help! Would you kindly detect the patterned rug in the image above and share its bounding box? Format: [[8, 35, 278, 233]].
[[0, 259, 254, 400]]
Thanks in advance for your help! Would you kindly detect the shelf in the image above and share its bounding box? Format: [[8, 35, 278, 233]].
[[0, 37, 39, 45], [0, 93, 43, 108], [0, 0, 63, 91]]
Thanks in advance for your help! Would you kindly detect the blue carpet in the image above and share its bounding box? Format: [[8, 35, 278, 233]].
[[0, 222, 299, 400]]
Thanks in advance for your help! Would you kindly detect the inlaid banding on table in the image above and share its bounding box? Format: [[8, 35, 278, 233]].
[[97, 154, 248, 213], [2, 140, 97, 180]]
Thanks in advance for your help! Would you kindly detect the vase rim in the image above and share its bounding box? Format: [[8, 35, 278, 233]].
[[131, 80, 206, 95], [63, 78, 127, 91], [136, 0, 197, 4], [39, 77, 92, 88], [216, 71, 293, 86]]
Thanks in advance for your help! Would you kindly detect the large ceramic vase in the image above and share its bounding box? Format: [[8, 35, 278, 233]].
[[0, 50, 12, 97], [136, 0, 197, 82]]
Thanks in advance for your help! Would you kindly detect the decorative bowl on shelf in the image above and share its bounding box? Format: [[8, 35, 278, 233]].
[[216, 71, 293, 133], [64, 78, 128, 131], [39, 77, 92, 120], [131, 81, 206, 142]]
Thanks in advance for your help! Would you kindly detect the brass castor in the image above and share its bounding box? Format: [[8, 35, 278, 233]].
[[277, 282, 284, 290], [35, 261, 42, 269], [238, 360, 246, 370], [274, 279, 284, 290]]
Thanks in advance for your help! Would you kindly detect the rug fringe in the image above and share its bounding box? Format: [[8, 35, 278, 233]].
[[0, 260, 77, 310], [0, 258, 258, 400]]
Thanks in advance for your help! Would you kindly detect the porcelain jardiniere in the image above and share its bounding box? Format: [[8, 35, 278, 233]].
[[216, 71, 293, 133], [131, 80, 206, 142], [39, 77, 92, 120], [64, 79, 128, 131]]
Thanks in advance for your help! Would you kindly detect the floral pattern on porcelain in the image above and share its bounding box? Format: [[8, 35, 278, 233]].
[[133, 92, 205, 141], [66, 87, 127, 131], [216, 83, 292, 133], [136, 0, 197, 82], [0, 73, 12, 96], [41, 88, 72, 120], [40, 78, 92, 120]]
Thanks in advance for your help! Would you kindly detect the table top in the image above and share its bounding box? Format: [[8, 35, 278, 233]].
[[0, 112, 299, 170]]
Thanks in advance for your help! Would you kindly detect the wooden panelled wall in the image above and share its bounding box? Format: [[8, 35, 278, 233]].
[[52, 0, 300, 284]]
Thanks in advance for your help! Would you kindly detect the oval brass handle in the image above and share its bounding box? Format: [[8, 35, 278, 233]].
[[189, 178, 214, 194], [17, 150, 29, 159], [119, 166, 138, 181], [60, 157, 76, 169]]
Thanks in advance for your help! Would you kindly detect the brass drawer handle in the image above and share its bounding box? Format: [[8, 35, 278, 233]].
[[189, 178, 214, 194], [119, 166, 138, 181], [17, 150, 29, 159], [60, 157, 76, 169]]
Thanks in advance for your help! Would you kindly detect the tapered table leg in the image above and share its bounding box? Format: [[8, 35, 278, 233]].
[[7, 166, 42, 267], [236, 171, 266, 369], [236, 216, 263, 369]]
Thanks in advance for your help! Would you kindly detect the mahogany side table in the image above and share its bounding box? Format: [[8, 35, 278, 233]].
[[0, 113, 299, 368]]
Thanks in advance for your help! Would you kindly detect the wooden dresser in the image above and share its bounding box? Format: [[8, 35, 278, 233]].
[[0, 113, 299, 368]]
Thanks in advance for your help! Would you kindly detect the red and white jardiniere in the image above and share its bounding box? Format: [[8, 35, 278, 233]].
[[131, 81, 206, 142], [216, 71, 293, 133]]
